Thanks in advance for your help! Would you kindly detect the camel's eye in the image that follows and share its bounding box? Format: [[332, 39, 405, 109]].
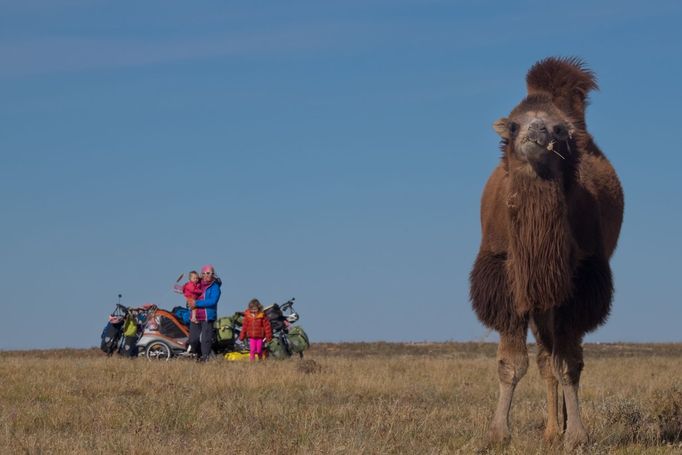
[[553, 124, 569, 140], [508, 121, 519, 136]]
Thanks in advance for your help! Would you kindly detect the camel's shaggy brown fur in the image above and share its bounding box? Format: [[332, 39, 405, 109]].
[[469, 57, 624, 447]]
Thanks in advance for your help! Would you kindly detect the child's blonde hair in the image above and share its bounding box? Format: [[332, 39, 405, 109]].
[[248, 298, 263, 312]]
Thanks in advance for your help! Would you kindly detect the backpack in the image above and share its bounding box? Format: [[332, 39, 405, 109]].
[[286, 326, 310, 353], [123, 317, 138, 337], [171, 306, 191, 326]]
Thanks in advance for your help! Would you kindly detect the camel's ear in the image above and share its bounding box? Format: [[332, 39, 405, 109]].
[[493, 117, 513, 139]]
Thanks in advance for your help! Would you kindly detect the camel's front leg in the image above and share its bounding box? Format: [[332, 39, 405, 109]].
[[531, 314, 560, 442], [552, 334, 588, 448], [489, 325, 528, 443], [543, 372, 561, 441]]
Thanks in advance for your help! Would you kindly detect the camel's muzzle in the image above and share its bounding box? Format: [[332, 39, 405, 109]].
[[525, 119, 549, 147], [517, 119, 553, 163]]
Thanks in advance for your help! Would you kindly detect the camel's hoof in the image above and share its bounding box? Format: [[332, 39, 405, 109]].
[[564, 427, 589, 449], [487, 425, 511, 445], [543, 427, 560, 443]]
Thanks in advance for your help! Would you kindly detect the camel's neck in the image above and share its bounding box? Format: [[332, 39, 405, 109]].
[[506, 172, 575, 314]]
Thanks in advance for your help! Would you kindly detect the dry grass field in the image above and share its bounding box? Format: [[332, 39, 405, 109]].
[[1, 342, 681, 454]]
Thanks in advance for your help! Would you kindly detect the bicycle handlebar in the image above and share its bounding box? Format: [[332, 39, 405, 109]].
[[279, 298, 295, 312]]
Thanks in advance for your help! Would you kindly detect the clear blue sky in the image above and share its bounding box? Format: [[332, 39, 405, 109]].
[[1, 1, 681, 349]]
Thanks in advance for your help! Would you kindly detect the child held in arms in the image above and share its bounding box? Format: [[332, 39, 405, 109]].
[[175, 270, 203, 311]]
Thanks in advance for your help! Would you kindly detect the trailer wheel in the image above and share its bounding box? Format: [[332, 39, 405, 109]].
[[145, 341, 172, 360]]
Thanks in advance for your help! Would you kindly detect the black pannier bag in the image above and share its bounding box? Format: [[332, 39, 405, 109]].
[[121, 336, 138, 357], [265, 304, 286, 332], [100, 320, 124, 355]]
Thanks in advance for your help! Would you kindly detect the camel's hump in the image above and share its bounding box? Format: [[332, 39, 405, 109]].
[[526, 57, 598, 126]]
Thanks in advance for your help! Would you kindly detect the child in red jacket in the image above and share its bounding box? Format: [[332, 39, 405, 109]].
[[175, 271, 203, 306], [239, 299, 273, 361], [174, 271, 204, 322]]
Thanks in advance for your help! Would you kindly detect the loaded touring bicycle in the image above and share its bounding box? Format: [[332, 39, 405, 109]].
[[262, 298, 310, 359], [100, 299, 154, 357]]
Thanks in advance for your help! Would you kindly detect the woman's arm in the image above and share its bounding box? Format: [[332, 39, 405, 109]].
[[195, 284, 221, 308]]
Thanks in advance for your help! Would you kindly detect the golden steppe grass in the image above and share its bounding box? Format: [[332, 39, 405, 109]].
[[1, 343, 681, 454]]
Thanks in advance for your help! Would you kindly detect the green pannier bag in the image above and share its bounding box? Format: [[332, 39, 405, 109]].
[[231, 312, 243, 327], [287, 326, 310, 353], [214, 317, 234, 342], [266, 337, 290, 359]]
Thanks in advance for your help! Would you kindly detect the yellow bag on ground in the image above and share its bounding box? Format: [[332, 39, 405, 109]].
[[224, 352, 251, 361]]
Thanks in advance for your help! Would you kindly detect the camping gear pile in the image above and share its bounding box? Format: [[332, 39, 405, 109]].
[[100, 296, 310, 360]]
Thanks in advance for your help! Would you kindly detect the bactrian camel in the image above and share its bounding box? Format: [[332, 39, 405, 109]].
[[469, 57, 624, 447]]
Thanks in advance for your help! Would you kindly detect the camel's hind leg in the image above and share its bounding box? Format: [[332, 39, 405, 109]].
[[489, 322, 529, 443], [530, 312, 560, 442], [552, 328, 588, 448]]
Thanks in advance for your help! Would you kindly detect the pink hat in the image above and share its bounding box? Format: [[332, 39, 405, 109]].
[[201, 264, 214, 273]]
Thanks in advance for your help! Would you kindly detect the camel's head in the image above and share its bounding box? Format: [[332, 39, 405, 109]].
[[493, 57, 598, 179], [493, 94, 577, 178]]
